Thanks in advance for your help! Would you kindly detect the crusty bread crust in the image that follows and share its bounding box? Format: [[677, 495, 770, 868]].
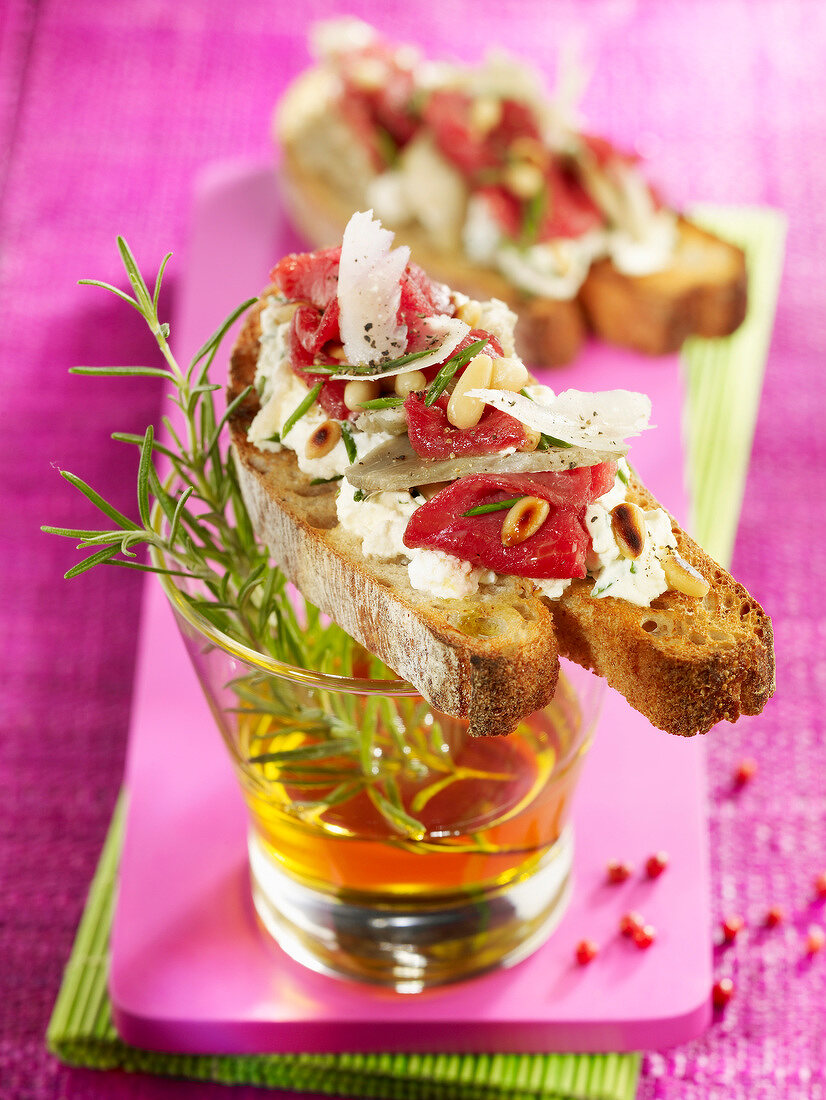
[[552, 479, 774, 736], [228, 295, 774, 738], [276, 70, 747, 366], [578, 219, 748, 355]]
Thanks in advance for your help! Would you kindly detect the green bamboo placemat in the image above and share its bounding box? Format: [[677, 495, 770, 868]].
[[46, 206, 784, 1099], [47, 797, 640, 1100], [682, 206, 786, 567]]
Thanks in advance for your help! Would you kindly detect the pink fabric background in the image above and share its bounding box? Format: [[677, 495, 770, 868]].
[[1, 1, 824, 1097]]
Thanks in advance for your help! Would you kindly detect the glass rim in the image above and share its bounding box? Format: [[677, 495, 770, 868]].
[[152, 543, 420, 695]]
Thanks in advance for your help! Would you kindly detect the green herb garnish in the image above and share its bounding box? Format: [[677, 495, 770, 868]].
[[462, 496, 524, 517], [425, 337, 488, 407], [519, 188, 547, 247], [304, 346, 434, 377], [518, 389, 572, 450], [617, 464, 629, 485], [356, 395, 406, 411], [310, 474, 343, 485], [281, 382, 323, 439], [340, 421, 357, 464]]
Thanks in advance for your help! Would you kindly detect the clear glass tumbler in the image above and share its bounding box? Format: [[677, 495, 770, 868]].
[[161, 568, 603, 992]]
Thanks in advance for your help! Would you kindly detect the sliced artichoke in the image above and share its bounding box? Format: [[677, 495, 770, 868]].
[[346, 433, 624, 491]]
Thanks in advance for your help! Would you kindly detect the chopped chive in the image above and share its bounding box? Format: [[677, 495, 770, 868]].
[[539, 433, 573, 450], [356, 395, 405, 410], [517, 392, 572, 450], [617, 465, 629, 485], [281, 382, 323, 439], [424, 337, 488, 407], [519, 188, 547, 247], [353, 489, 365, 502], [340, 422, 357, 464], [264, 431, 281, 444], [302, 346, 435, 376], [310, 474, 343, 485], [461, 496, 524, 517]]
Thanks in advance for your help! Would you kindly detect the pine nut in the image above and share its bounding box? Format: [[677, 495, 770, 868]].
[[455, 299, 483, 328], [503, 160, 545, 200], [469, 95, 503, 136], [611, 502, 647, 560], [270, 300, 301, 325], [501, 496, 550, 547], [447, 353, 493, 429], [343, 379, 380, 411], [305, 419, 341, 459], [510, 136, 549, 170], [490, 356, 529, 391], [662, 550, 709, 598], [517, 426, 541, 453], [327, 343, 347, 361], [394, 370, 427, 397]]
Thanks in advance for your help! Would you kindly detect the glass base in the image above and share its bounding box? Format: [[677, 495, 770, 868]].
[[248, 826, 574, 992]]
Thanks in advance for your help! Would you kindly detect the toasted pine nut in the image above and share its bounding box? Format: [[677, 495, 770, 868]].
[[517, 426, 542, 453], [510, 136, 549, 170], [455, 298, 483, 328], [662, 550, 709, 598], [469, 95, 502, 136], [501, 496, 550, 547], [447, 353, 493, 429], [611, 502, 647, 560], [490, 355, 529, 392], [327, 343, 347, 361], [270, 300, 301, 325], [343, 379, 380, 411], [394, 370, 427, 397], [503, 160, 545, 200], [305, 419, 341, 459]]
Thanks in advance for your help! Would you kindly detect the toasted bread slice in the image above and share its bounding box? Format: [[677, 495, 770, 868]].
[[279, 145, 586, 368], [229, 296, 774, 738], [578, 218, 748, 355], [553, 476, 774, 736]]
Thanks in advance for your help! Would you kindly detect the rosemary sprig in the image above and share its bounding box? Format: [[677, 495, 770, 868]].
[[42, 239, 521, 842]]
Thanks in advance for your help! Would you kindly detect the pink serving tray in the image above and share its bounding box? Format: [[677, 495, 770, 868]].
[[110, 161, 711, 1055]]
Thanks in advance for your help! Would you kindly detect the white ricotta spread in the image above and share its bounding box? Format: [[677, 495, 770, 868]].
[[583, 460, 677, 606]]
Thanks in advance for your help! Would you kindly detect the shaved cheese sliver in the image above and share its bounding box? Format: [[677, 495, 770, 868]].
[[464, 387, 652, 452], [332, 315, 470, 381], [338, 210, 410, 368]]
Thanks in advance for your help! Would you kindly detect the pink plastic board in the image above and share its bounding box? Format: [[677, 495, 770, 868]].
[[110, 161, 711, 1054]]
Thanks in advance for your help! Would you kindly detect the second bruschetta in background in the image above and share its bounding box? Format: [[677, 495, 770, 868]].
[[275, 18, 747, 367]]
